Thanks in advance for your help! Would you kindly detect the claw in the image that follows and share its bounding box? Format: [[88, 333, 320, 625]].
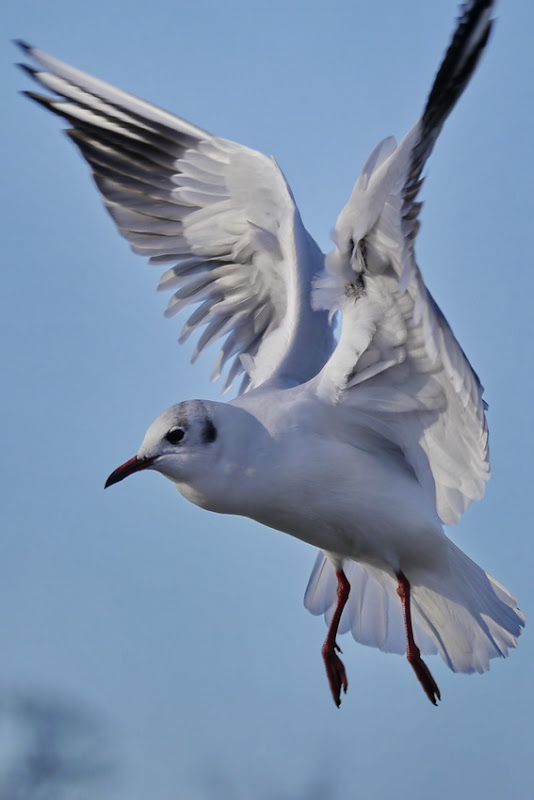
[[322, 642, 348, 707], [397, 571, 441, 706], [408, 647, 441, 705], [320, 569, 351, 707]]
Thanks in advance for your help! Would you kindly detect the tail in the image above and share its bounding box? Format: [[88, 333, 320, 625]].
[[304, 544, 525, 674]]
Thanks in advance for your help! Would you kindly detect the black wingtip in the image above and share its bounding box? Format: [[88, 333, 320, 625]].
[[65, 128, 85, 143], [423, 0, 495, 128], [20, 90, 53, 110], [13, 39, 33, 54], [16, 62, 38, 78]]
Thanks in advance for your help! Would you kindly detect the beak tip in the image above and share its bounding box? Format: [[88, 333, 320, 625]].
[[104, 455, 153, 489], [104, 470, 122, 490]]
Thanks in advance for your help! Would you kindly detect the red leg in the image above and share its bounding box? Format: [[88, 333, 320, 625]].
[[396, 572, 441, 705], [321, 569, 351, 707]]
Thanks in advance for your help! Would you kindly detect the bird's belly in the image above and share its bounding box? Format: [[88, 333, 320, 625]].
[[251, 494, 445, 574], [240, 445, 446, 572]]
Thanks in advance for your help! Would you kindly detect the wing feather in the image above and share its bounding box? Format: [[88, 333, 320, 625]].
[[312, 0, 494, 525], [19, 43, 333, 392]]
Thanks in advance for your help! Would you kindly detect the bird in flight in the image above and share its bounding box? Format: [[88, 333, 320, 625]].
[[18, 0, 524, 707]]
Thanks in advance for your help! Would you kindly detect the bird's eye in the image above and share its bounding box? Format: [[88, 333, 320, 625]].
[[165, 427, 185, 445]]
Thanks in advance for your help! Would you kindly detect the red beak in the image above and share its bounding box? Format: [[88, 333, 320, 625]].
[[104, 455, 155, 488]]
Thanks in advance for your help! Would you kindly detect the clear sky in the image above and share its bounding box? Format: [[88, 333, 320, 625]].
[[2, 1, 533, 797]]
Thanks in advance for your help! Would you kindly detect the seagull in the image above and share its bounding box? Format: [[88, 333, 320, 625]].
[[18, 0, 524, 707]]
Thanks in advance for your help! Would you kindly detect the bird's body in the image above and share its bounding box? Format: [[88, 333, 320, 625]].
[[181, 391, 441, 570], [19, 0, 524, 705]]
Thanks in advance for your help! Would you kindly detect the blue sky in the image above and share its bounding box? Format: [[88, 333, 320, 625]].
[[2, 0, 533, 797]]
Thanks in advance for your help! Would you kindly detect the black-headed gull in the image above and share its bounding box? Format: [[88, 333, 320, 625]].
[[18, 0, 524, 707]]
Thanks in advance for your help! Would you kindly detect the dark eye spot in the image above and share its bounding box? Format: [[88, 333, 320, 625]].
[[165, 427, 185, 445], [202, 419, 217, 443]]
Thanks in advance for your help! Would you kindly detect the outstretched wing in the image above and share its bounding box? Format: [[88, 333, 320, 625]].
[[312, 0, 494, 525], [18, 43, 333, 393]]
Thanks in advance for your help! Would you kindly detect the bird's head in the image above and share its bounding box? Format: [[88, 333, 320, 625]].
[[105, 400, 220, 489]]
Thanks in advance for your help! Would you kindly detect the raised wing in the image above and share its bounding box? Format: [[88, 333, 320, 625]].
[[18, 43, 333, 393], [312, 0, 494, 525]]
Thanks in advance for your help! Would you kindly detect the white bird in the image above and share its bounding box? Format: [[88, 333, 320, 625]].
[[18, 0, 524, 707]]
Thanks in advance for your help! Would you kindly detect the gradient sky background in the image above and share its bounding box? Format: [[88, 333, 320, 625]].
[[2, 1, 533, 797]]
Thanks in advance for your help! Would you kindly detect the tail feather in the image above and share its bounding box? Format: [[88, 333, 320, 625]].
[[411, 542, 525, 673], [304, 544, 524, 674], [304, 553, 438, 656]]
